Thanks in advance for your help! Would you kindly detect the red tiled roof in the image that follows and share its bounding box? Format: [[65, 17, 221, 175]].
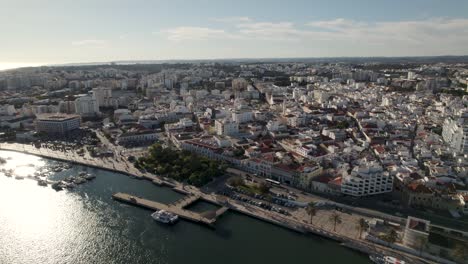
[[329, 176, 342, 186]]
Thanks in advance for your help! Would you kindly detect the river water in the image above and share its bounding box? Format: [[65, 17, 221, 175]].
[[0, 150, 370, 264]]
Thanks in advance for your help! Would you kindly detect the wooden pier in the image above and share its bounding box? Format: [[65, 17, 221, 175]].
[[112, 192, 229, 227]]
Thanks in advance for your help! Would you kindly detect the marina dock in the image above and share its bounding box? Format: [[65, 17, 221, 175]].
[[112, 192, 229, 227]]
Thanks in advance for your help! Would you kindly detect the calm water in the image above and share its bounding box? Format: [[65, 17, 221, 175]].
[[0, 150, 370, 264]]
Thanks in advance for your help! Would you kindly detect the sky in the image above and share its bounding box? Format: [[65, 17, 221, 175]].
[[1, 0, 468, 68]]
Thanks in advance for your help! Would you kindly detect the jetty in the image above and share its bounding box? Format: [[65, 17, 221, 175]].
[[112, 192, 229, 227]]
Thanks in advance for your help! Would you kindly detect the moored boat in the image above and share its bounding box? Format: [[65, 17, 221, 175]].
[[38, 179, 48, 186], [369, 254, 406, 264], [151, 210, 178, 224]]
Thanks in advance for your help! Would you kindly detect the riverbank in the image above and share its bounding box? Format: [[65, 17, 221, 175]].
[[0, 143, 435, 263], [0, 151, 371, 264]]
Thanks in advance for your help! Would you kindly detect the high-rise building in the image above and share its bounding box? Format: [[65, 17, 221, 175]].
[[215, 119, 239, 136], [58, 101, 76, 114], [442, 115, 468, 154], [92, 87, 113, 108], [74, 95, 100, 117], [232, 78, 248, 91]]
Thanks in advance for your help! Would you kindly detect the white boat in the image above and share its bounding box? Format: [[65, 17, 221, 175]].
[[369, 255, 406, 264], [151, 210, 178, 224], [84, 174, 96, 180]]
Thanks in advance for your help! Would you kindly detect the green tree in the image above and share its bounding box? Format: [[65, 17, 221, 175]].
[[382, 229, 398, 244], [306, 202, 317, 225], [257, 181, 270, 194], [227, 176, 244, 187], [329, 211, 342, 232]]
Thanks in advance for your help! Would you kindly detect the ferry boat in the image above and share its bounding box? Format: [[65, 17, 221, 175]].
[[151, 210, 179, 224], [369, 254, 406, 264]]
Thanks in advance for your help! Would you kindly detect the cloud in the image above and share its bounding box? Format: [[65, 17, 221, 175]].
[[72, 39, 107, 47], [160, 27, 232, 41], [211, 16, 251, 23], [307, 18, 365, 31], [160, 17, 468, 55], [305, 17, 468, 45], [236, 22, 302, 40]]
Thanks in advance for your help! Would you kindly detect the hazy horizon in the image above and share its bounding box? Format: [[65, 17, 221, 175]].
[[3, 54, 468, 72], [1, 0, 468, 68]]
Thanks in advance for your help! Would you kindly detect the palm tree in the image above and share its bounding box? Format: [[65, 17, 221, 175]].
[[329, 211, 342, 232], [383, 228, 398, 245], [356, 218, 368, 239], [306, 202, 317, 225], [451, 242, 468, 263]]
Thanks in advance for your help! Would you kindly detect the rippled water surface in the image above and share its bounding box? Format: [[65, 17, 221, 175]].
[[0, 150, 370, 264]]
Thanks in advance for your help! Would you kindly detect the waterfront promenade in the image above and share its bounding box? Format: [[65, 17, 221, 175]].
[[0, 143, 436, 264]]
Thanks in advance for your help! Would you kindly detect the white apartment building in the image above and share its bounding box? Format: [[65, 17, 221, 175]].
[[231, 78, 248, 90], [215, 119, 239, 136], [442, 117, 468, 154], [58, 101, 76, 114], [313, 90, 330, 103], [232, 110, 253, 123], [0, 105, 16, 116], [74, 95, 100, 116], [341, 161, 393, 197], [92, 87, 114, 108], [35, 114, 81, 135]]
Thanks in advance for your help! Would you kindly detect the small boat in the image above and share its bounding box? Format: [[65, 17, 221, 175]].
[[52, 165, 64, 172], [51, 182, 63, 191], [38, 180, 48, 186], [63, 177, 74, 183], [63, 182, 76, 189], [151, 210, 178, 224], [369, 255, 406, 264], [73, 177, 87, 184], [84, 174, 96, 180], [15, 175, 24, 180]]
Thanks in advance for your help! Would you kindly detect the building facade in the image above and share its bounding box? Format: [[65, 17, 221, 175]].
[[341, 161, 393, 197], [215, 119, 239, 136], [35, 114, 81, 135]]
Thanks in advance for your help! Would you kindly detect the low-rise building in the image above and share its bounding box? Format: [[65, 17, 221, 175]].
[[117, 130, 158, 145], [341, 160, 393, 197], [35, 114, 81, 135]]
